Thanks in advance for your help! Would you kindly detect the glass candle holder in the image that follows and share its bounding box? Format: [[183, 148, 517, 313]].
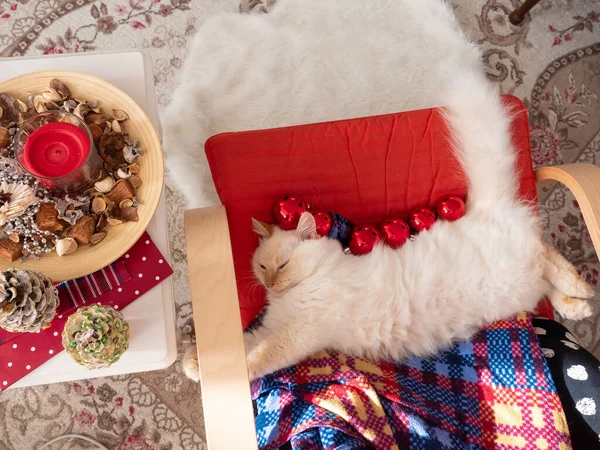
[[14, 111, 103, 194]]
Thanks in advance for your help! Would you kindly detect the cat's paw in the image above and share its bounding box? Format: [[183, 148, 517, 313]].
[[246, 347, 270, 381], [556, 298, 593, 321], [182, 346, 200, 382]]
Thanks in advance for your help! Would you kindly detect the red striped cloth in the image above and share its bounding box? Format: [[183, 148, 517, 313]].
[[56, 260, 130, 308]]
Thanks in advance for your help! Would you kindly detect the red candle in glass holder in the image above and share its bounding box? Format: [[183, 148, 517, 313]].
[[15, 111, 103, 194], [21, 122, 90, 179]]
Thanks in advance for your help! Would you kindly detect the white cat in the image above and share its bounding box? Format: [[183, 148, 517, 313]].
[[237, 73, 595, 380]]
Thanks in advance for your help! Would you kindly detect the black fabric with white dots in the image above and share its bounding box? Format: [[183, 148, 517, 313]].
[[533, 317, 600, 449]]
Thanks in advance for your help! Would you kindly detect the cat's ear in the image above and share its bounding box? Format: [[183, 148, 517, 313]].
[[296, 212, 317, 240], [252, 218, 274, 239]]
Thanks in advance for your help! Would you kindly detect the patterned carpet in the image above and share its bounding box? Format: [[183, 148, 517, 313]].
[[0, 0, 599, 448]]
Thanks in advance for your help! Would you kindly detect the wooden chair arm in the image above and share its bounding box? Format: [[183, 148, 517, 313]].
[[184, 206, 257, 450], [536, 163, 600, 259]]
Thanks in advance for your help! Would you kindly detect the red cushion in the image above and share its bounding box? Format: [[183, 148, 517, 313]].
[[206, 95, 548, 328]]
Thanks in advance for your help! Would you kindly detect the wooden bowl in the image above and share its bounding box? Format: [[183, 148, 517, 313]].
[[0, 70, 163, 281]]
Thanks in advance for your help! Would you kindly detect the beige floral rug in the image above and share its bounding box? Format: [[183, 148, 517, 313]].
[[1, 0, 599, 448]]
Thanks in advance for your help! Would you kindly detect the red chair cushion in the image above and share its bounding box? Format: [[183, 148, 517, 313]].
[[206, 95, 547, 328]]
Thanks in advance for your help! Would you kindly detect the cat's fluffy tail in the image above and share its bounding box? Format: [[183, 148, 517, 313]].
[[441, 50, 520, 208]]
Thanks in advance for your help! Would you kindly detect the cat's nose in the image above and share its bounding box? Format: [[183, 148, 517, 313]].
[[266, 282, 274, 288]]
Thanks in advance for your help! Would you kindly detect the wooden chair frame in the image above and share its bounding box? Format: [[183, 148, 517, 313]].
[[184, 163, 600, 449]]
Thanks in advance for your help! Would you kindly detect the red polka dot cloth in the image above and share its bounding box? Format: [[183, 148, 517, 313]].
[[0, 232, 173, 390]]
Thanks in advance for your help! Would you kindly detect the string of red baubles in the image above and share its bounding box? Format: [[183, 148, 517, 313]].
[[272, 195, 466, 255]]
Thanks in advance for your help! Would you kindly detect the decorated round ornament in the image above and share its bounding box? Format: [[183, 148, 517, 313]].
[[312, 211, 333, 237], [62, 304, 130, 369], [273, 195, 308, 230], [437, 196, 465, 222], [380, 218, 411, 248], [349, 225, 381, 255], [408, 207, 436, 232]]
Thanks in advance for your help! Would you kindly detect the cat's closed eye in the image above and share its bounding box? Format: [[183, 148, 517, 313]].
[[278, 262, 288, 270], [259, 264, 266, 270]]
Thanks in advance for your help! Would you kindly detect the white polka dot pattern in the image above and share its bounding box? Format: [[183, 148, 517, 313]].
[[534, 327, 546, 335], [576, 397, 596, 416], [567, 365, 588, 381]]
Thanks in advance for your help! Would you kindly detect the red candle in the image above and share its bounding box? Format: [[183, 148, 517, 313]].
[[22, 122, 90, 179]]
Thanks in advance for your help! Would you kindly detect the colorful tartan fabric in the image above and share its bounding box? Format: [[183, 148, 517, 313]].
[[251, 313, 571, 449]]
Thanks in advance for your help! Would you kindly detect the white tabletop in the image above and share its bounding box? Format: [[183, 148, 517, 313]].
[[0, 50, 178, 387]]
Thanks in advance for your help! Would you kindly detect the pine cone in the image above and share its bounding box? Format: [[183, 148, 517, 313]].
[[0, 269, 59, 333], [62, 304, 130, 369]]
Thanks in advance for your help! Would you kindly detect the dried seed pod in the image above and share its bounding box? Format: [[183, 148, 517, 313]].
[[33, 95, 47, 113], [42, 88, 62, 103], [107, 217, 123, 226], [89, 123, 103, 143], [49, 79, 71, 99], [16, 99, 28, 113], [116, 168, 131, 179], [119, 199, 133, 209], [128, 163, 140, 174], [107, 180, 135, 204], [85, 113, 106, 126], [91, 197, 107, 214], [90, 232, 107, 245], [128, 175, 142, 189], [96, 214, 108, 231], [56, 238, 78, 256], [112, 109, 129, 121], [64, 216, 96, 245], [18, 112, 30, 126], [119, 206, 139, 222], [8, 233, 19, 243], [45, 101, 60, 111], [111, 119, 121, 133], [99, 133, 126, 165], [0, 127, 9, 148], [73, 103, 90, 119], [0, 93, 19, 122], [94, 177, 115, 193]]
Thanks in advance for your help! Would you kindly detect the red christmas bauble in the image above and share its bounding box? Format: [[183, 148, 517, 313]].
[[437, 196, 465, 222], [380, 218, 411, 248], [312, 211, 332, 237], [408, 207, 436, 232], [273, 195, 308, 230], [349, 225, 381, 255]]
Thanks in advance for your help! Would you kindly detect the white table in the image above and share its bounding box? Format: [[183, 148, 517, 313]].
[[0, 50, 178, 387]]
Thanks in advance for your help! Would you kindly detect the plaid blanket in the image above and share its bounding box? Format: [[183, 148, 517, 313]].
[[251, 313, 571, 449]]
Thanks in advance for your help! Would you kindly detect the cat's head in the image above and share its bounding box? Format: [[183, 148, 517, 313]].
[[251, 212, 318, 293]]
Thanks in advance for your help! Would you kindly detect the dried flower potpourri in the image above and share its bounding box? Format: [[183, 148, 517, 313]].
[[0, 79, 143, 261]]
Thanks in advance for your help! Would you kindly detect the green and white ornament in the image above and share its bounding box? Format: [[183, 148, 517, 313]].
[[62, 304, 130, 369]]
